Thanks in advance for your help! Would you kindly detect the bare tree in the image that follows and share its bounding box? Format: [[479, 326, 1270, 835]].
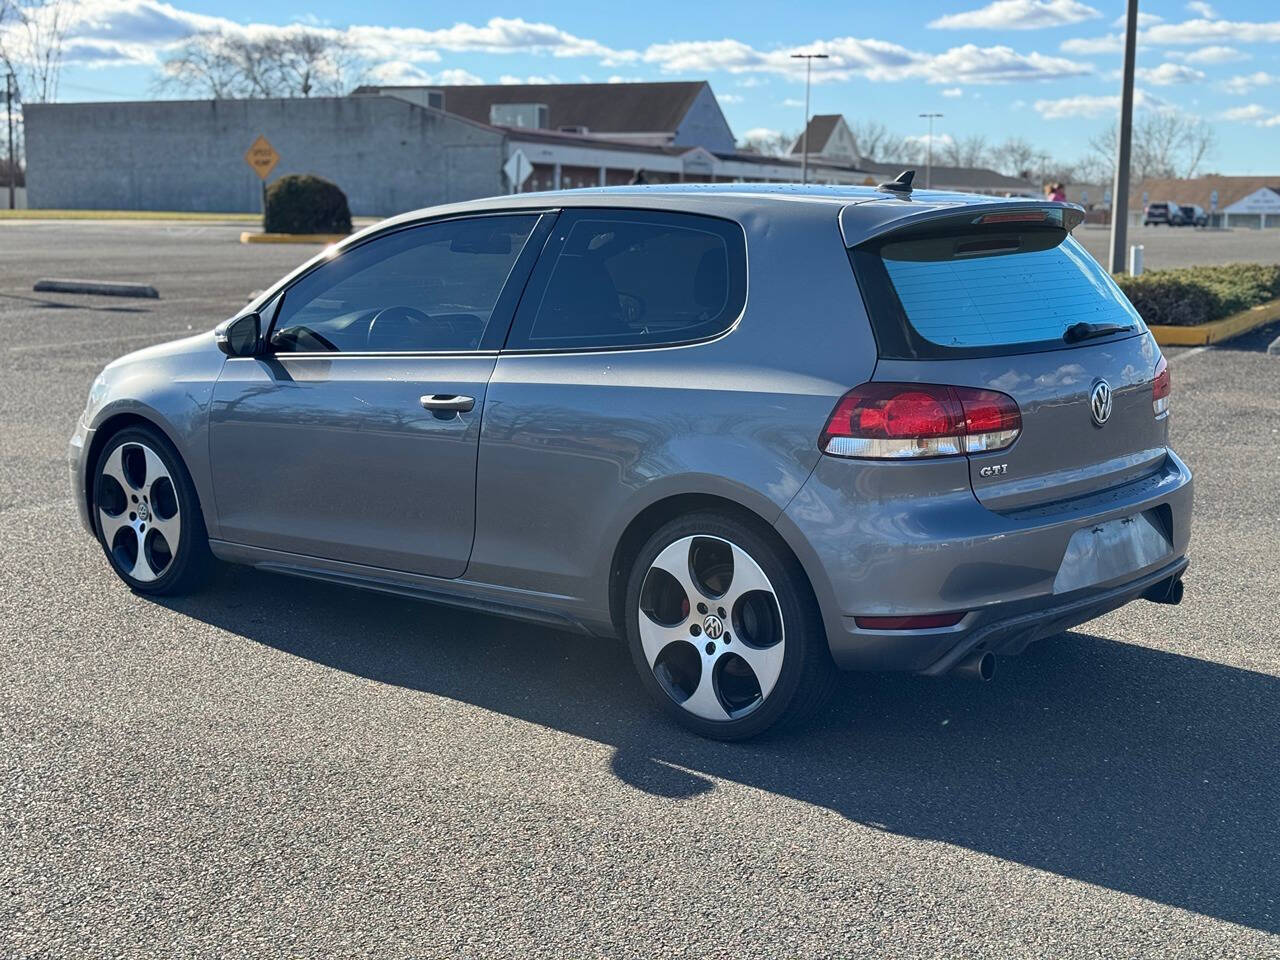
[[0, 0, 70, 103], [158, 29, 364, 99], [989, 136, 1037, 179], [736, 129, 796, 157], [1087, 112, 1217, 184], [941, 134, 989, 170]]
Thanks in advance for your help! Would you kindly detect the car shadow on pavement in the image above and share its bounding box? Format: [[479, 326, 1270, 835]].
[[161, 565, 1278, 935]]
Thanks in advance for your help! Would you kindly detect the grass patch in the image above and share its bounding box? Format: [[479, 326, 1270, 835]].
[[1117, 263, 1280, 327], [0, 209, 260, 221]]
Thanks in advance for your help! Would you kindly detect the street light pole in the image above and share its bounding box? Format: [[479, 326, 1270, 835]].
[[1109, 0, 1140, 272], [918, 113, 942, 188], [790, 52, 829, 185], [5, 73, 15, 211]]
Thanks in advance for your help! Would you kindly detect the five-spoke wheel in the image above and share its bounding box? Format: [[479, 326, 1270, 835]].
[[92, 427, 211, 595], [626, 513, 833, 739]]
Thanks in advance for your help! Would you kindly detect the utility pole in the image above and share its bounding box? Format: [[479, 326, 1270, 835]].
[[919, 113, 942, 189], [1109, 0, 1140, 272], [5, 73, 15, 211], [790, 52, 829, 185]]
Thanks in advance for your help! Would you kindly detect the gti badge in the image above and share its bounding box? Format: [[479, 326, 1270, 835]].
[[1090, 379, 1113, 427], [978, 463, 1008, 478]]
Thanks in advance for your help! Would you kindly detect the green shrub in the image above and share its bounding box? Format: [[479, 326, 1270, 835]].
[[1116, 262, 1280, 326], [264, 174, 352, 235]]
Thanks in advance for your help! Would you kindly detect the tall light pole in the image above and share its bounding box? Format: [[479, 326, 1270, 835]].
[[1109, 0, 1140, 272], [918, 113, 942, 188], [790, 52, 829, 185], [5, 73, 15, 211]]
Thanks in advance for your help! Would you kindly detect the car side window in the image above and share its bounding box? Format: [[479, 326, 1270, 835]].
[[506, 209, 747, 351], [270, 214, 539, 353]]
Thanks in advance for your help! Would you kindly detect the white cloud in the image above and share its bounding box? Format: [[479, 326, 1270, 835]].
[[605, 75, 645, 83], [1221, 103, 1268, 122], [1135, 62, 1204, 85], [1185, 1, 1216, 18], [741, 126, 781, 141], [1034, 88, 1164, 118], [640, 36, 1089, 85], [366, 62, 479, 86], [1063, 15, 1280, 57], [781, 97, 804, 108], [718, 92, 743, 103], [1221, 71, 1277, 94], [1060, 34, 1121, 54], [498, 74, 562, 85], [929, 0, 1100, 30], [1175, 45, 1248, 64], [942, 87, 964, 97], [1141, 18, 1280, 46]]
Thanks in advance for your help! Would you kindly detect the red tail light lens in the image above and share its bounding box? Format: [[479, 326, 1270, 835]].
[[1152, 355, 1170, 418], [820, 383, 1021, 459]]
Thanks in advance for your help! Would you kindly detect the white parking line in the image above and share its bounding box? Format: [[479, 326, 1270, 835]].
[[1170, 344, 1213, 363]]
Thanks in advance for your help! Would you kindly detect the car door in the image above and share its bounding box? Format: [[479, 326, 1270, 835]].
[[208, 211, 552, 578]]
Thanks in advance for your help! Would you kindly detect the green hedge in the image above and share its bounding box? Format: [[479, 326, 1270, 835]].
[[264, 174, 352, 236], [1116, 263, 1280, 327]]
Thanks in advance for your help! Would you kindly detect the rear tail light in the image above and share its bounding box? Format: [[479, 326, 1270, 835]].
[[820, 383, 1021, 459], [1152, 356, 1170, 418]]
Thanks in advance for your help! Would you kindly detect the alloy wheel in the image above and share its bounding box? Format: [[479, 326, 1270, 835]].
[[96, 441, 182, 583], [637, 535, 785, 722]]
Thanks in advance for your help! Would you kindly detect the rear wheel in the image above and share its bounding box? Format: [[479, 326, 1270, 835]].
[[625, 512, 835, 740], [92, 426, 212, 595]]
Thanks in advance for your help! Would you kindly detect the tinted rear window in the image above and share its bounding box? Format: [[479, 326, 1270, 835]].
[[853, 230, 1144, 357]]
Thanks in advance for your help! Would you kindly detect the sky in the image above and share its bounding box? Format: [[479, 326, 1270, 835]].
[[12, 0, 1280, 174]]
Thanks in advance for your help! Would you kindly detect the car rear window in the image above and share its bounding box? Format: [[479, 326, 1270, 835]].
[[853, 230, 1145, 357]]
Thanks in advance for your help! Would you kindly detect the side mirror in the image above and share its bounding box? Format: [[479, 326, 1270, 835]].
[[215, 312, 261, 357]]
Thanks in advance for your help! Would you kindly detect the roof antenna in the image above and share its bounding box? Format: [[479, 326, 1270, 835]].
[[877, 169, 915, 196]]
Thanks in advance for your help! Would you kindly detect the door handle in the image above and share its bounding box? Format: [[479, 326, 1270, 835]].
[[420, 394, 475, 413]]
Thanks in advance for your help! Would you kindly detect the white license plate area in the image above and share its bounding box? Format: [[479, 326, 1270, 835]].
[[1053, 511, 1172, 594]]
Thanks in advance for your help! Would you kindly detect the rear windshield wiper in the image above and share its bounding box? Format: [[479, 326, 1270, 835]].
[[1063, 321, 1135, 343]]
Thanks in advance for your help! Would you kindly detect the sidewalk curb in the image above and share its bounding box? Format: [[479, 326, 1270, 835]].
[[1149, 298, 1280, 347], [33, 278, 159, 299], [240, 232, 348, 245]]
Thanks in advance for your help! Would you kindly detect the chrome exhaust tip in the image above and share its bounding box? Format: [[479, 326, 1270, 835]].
[[954, 649, 996, 682]]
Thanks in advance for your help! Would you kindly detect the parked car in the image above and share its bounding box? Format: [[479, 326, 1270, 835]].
[[71, 184, 1192, 740], [1178, 203, 1209, 227], [1143, 201, 1181, 225]]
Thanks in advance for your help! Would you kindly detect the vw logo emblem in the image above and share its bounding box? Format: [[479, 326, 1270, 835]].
[[702, 614, 725, 640], [1090, 379, 1113, 427]]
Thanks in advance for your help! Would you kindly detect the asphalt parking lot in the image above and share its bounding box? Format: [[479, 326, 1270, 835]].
[[2, 220, 1278, 958]]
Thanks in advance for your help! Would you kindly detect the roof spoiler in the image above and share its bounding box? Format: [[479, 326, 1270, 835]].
[[839, 200, 1087, 248]]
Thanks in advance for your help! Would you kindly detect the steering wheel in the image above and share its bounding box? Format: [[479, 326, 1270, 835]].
[[272, 325, 339, 353], [366, 305, 433, 350]]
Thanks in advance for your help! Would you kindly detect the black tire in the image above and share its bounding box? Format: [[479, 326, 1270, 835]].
[[91, 425, 213, 596], [624, 511, 836, 740]]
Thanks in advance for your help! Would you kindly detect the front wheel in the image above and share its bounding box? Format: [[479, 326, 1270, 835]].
[[624, 512, 835, 740], [92, 426, 212, 595]]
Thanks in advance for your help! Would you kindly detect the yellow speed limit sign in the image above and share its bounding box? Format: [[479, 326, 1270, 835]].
[[244, 135, 280, 181]]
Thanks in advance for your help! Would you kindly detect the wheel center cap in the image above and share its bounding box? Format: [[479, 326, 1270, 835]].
[[137, 502, 150, 522], [702, 614, 724, 640]]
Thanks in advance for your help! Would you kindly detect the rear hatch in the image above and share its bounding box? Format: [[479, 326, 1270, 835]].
[[848, 204, 1169, 512]]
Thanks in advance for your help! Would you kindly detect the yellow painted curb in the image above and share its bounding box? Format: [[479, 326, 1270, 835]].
[[1149, 298, 1280, 347], [240, 231, 348, 245]]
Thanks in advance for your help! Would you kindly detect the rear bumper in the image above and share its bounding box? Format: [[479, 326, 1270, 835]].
[[778, 449, 1193, 672]]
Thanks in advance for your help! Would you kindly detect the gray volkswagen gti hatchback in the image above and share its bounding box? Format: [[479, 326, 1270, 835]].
[[71, 181, 1192, 739]]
